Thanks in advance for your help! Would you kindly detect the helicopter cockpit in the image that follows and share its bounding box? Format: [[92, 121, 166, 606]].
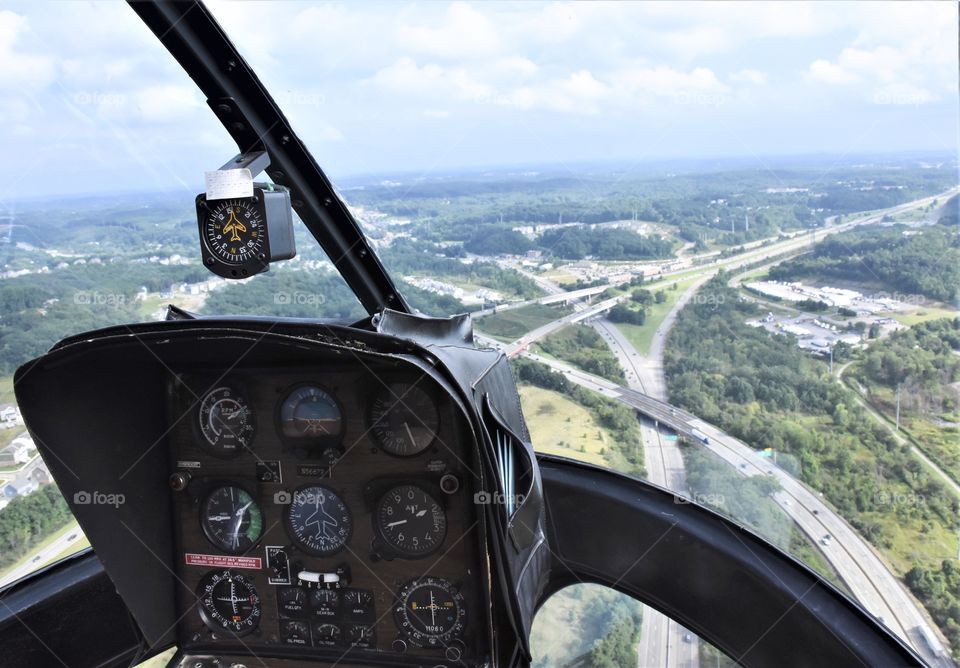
[[0, 2, 944, 668]]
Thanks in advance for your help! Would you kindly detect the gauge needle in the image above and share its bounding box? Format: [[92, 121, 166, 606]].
[[415, 509, 427, 517], [404, 422, 416, 447], [430, 590, 437, 627], [387, 519, 407, 528]]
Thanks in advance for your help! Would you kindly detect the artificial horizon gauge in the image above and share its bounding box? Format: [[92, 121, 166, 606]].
[[279, 385, 343, 442], [199, 484, 263, 554], [369, 382, 440, 457], [394, 576, 466, 648], [196, 185, 296, 280], [197, 386, 255, 457], [196, 570, 262, 636]]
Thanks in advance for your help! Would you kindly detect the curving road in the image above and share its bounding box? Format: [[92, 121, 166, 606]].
[[512, 350, 953, 667]]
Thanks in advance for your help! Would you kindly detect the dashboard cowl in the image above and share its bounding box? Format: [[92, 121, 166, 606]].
[[15, 315, 548, 665]]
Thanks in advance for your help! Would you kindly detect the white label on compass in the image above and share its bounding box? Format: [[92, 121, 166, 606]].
[[205, 168, 253, 200]]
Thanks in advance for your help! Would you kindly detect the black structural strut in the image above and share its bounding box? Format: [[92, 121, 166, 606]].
[[128, 0, 411, 315]]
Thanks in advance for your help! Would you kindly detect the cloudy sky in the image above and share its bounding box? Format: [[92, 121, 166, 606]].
[[0, 1, 957, 199]]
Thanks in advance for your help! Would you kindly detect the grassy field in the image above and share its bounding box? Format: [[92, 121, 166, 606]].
[[476, 303, 574, 342], [613, 276, 699, 356], [520, 385, 612, 467], [891, 304, 960, 326]]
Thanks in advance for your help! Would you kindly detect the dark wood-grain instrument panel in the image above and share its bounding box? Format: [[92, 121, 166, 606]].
[[166, 360, 488, 666]]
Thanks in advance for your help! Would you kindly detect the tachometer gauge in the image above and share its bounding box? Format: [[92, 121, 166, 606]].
[[197, 570, 261, 636], [279, 385, 343, 442], [394, 577, 466, 647], [201, 198, 266, 267], [369, 383, 440, 457], [200, 485, 263, 554], [284, 485, 352, 556], [375, 484, 446, 558], [198, 386, 255, 457]]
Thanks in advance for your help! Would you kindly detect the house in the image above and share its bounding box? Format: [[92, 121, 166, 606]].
[[0, 404, 21, 427], [3, 477, 38, 498], [0, 436, 32, 466]]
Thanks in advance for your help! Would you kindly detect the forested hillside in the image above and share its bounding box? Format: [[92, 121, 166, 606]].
[[768, 224, 959, 301]]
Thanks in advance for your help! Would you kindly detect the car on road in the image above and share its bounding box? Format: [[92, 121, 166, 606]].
[[31, 556, 41, 563], [67, 533, 78, 541]]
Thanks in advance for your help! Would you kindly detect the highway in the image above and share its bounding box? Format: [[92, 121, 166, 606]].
[[514, 350, 953, 667], [592, 309, 701, 666], [473, 188, 957, 321], [0, 521, 83, 589]]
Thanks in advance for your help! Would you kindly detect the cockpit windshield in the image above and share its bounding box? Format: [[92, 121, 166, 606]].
[[0, 2, 957, 667]]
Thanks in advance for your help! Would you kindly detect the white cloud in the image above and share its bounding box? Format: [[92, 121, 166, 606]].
[[808, 59, 857, 85], [0, 11, 54, 90], [133, 85, 205, 124], [397, 2, 500, 59], [730, 69, 767, 85]]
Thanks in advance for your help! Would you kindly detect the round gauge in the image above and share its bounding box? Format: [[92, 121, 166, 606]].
[[279, 385, 343, 442], [394, 577, 466, 647], [285, 485, 352, 556], [196, 570, 262, 636], [200, 485, 263, 554], [375, 484, 446, 558], [202, 199, 266, 266], [369, 383, 440, 457], [198, 386, 255, 457]]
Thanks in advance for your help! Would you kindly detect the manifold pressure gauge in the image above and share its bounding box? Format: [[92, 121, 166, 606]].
[[196, 185, 296, 279]]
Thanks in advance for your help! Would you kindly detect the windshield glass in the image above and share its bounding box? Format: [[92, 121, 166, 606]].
[[2, 1, 959, 666]]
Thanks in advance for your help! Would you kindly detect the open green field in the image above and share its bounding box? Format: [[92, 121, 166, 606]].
[[891, 304, 960, 326], [613, 276, 699, 356], [0, 375, 14, 405], [520, 385, 612, 467], [476, 303, 573, 342]]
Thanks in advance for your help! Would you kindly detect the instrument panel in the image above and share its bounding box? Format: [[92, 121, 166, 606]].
[[167, 362, 489, 666]]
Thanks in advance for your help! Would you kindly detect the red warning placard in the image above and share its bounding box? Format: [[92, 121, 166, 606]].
[[185, 553, 262, 570]]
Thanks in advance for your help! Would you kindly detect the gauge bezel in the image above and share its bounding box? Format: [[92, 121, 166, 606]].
[[198, 482, 264, 555], [275, 382, 345, 452], [367, 381, 442, 458], [393, 576, 466, 647], [195, 384, 256, 459], [196, 569, 262, 637], [373, 482, 447, 559], [283, 483, 353, 557]]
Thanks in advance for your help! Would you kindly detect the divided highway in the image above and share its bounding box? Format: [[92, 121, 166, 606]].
[[514, 350, 952, 668]]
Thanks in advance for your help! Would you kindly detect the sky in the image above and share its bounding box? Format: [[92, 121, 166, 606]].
[[0, 1, 957, 199]]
